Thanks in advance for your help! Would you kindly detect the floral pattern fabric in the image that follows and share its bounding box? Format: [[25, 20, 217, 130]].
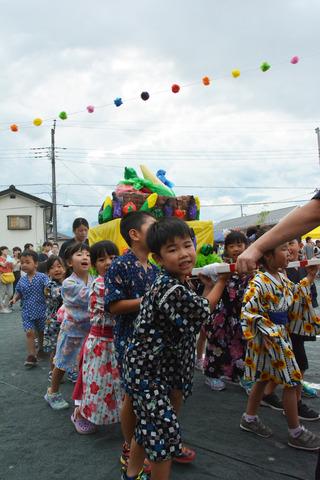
[[79, 276, 121, 425], [203, 274, 250, 380], [241, 271, 320, 386]]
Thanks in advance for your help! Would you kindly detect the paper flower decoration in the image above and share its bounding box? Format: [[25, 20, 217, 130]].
[[202, 76, 210, 86], [33, 118, 42, 127], [260, 62, 271, 72], [114, 97, 123, 107], [232, 70, 241, 78], [87, 105, 95, 113], [141, 91, 150, 101], [122, 201, 136, 215], [59, 111, 68, 120], [10, 124, 18, 132], [140, 193, 158, 212], [290, 56, 299, 64], [171, 84, 180, 93]]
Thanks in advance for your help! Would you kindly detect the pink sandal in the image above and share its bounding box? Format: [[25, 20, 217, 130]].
[[71, 408, 97, 435]]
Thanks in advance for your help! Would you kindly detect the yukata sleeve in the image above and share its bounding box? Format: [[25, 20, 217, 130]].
[[90, 277, 105, 317], [15, 278, 23, 297], [156, 283, 210, 333], [241, 277, 283, 339], [104, 260, 129, 308], [288, 278, 320, 336], [61, 277, 90, 309]]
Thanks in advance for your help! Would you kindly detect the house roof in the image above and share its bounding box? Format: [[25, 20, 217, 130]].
[[0, 185, 52, 207], [215, 205, 298, 232]]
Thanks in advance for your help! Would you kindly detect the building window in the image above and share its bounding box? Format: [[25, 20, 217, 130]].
[[7, 215, 32, 230]]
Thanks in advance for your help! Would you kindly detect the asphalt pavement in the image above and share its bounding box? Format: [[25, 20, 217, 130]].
[[1, 305, 320, 480]]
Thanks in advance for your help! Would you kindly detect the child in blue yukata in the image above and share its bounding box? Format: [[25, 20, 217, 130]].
[[105, 211, 158, 471], [122, 218, 229, 480], [11, 250, 49, 367]]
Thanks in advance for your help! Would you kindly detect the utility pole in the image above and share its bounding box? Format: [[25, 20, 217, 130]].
[[240, 204, 244, 217], [51, 120, 58, 240], [315, 127, 320, 167]]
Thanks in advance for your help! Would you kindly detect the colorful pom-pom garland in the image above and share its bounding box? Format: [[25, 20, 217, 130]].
[[2, 54, 304, 133]]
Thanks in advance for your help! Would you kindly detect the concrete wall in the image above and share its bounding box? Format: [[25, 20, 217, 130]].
[[0, 193, 49, 250]]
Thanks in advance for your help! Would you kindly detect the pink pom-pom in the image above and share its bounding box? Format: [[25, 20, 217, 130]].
[[87, 105, 95, 113], [290, 56, 299, 65]]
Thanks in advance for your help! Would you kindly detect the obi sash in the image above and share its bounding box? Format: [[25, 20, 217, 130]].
[[268, 311, 289, 326]]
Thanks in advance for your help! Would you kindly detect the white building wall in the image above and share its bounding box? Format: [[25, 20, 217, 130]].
[[0, 193, 46, 249]]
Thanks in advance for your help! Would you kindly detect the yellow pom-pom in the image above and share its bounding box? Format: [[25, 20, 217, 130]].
[[33, 118, 43, 127], [147, 193, 158, 209], [232, 69, 241, 78]]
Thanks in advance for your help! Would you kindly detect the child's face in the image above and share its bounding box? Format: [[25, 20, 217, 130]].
[[21, 256, 37, 274], [69, 249, 91, 275], [95, 253, 116, 276], [288, 240, 300, 261], [129, 217, 156, 248], [155, 235, 196, 281], [1, 248, 9, 257], [225, 242, 246, 262], [265, 243, 290, 271], [48, 260, 66, 282], [52, 245, 59, 255]]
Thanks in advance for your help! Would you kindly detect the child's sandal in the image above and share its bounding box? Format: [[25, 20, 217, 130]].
[[71, 408, 97, 434]]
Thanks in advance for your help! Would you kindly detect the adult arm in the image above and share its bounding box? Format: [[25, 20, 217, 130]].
[[236, 197, 320, 273]]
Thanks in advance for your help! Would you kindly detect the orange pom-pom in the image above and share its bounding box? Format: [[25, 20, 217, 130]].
[[10, 124, 18, 132], [202, 76, 210, 86]]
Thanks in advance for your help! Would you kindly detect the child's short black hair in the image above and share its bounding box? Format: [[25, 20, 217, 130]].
[[146, 217, 194, 256], [0, 246, 8, 255], [72, 217, 89, 232], [289, 236, 302, 244], [21, 250, 38, 263], [224, 231, 248, 248], [64, 242, 90, 262], [42, 241, 53, 248], [90, 241, 119, 266], [24, 243, 33, 250], [120, 211, 155, 246], [46, 255, 65, 273]]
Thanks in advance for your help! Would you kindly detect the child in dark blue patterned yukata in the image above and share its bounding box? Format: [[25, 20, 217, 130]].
[[122, 218, 229, 480]]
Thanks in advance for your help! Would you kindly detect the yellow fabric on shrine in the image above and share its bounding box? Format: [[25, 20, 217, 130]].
[[89, 219, 213, 255]]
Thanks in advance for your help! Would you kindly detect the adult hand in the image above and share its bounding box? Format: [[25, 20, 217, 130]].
[[198, 273, 215, 289], [236, 244, 261, 273], [306, 265, 319, 283]]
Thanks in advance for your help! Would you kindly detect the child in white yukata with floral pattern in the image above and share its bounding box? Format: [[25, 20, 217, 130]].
[[240, 235, 320, 451], [71, 241, 122, 433], [44, 242, 94, 410]]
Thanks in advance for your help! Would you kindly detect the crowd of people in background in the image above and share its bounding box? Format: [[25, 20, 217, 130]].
[[1, 210, 320, 480]]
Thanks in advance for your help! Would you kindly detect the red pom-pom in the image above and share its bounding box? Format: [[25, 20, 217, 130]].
[[171, 84, 180, 93], [174, 209, 185, 219]]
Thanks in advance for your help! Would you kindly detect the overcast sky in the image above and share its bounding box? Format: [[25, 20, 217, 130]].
[[1, 0, 319, 234]]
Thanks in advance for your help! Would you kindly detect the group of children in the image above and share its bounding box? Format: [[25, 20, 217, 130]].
[[11, 212, 320, 480]]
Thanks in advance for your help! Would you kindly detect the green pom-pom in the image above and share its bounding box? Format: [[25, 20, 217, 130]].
[[59, 111, 68, 120], [153, 208, 164, 219], [260, 62, 271, 72], [200, 244, 213, 256]]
